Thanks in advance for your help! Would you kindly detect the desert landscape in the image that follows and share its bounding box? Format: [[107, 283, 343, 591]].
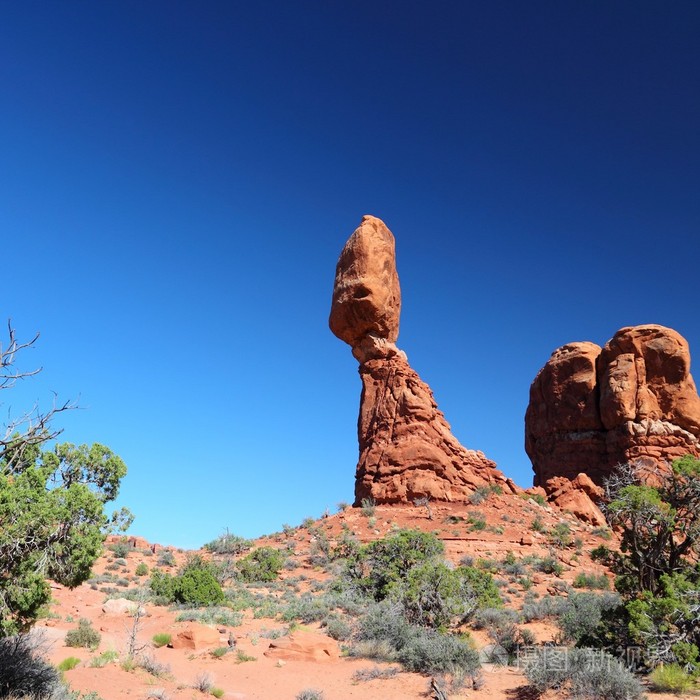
[[3, 215, 699, 700], [3, 6, 700, 699]]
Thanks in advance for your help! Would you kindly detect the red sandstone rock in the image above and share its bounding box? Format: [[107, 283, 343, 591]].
[[264, 631, 340, 662], [171, 625, 222, 650], [526, 324, 700, 505], [329, 215, 401, 353], [330, 216, 514, 505], [545, 475, 606, 526], [355, 350, 513, 504]]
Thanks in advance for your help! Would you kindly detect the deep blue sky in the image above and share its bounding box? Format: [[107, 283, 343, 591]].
[[2, 2, 699, 548]]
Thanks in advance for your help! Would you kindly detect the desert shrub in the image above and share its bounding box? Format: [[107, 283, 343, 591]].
[[321, 614, 352, 641], [351, 666, 399, 682], [549, 521, 572, 548], [152, 633, 171, 648], [172, 567, 224, 606], [345, 529, 444, 600], [573, 572, 609, 590], [0, 634, 62, 699], [279, 595, 330, 623], [235, 650, 256, 662], [351, 600, 480, 678], [57, 656, 80, 672], [472, 607, 518, 631], [204, 531, 251, 556], [149, 570, 176, 602], [135, 563, 148, 576], [360, 498, 376, 517], [157, 550, 175, 567], [150, 558, 224, 607], [89, 650, 119, 667], [649, 663, 695, 693], [296, 691, 324, 700], [64, 619, 101, 650], [211, 646, 229, 658], [469, 486, 491, 505], [193, 672, 213, 692], [175, 608, 242, 626], [530, 516, 546, 532], [472, 608, 531, 663], [138, 654, 170, 678], [109, 541, 130, 558], [393, 561, 478, 628], [458, 566, 502, 610], [237, 547, 285, 582], [399, 628, 479, 675], [211, 688, 225, 699], [521, 595, 569, 622], [556, 592, 621, 645], [525, 647, 643, 700], [532, 554, 563, 576], [625, 572, 700, 669]]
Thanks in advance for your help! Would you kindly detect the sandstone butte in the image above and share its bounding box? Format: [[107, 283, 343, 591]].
[[526, 324, 700, 522], [330, 215, 517, 505]]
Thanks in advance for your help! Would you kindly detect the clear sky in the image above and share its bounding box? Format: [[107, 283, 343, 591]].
[[2, 2, 699, 549]]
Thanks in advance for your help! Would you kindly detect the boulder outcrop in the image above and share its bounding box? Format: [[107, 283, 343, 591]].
[[330, 215, 515, 505], [526, 324, 700, 505]]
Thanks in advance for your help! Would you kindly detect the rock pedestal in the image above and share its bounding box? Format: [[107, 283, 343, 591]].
[[330, 216, 514, 505]]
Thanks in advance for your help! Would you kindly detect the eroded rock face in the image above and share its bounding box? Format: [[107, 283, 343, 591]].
[[526, 325, 700, 500], [330, 215, 514, 505], [329, 215, 401, 355]]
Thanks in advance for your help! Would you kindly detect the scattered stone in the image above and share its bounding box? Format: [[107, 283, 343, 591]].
[[265, 631, 340, 663], [171, 625, 223, 650], [101, 598, 145, 616]]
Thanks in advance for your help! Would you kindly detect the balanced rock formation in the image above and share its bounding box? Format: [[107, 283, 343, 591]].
[[526, 325, 700, 512], [330, 215, 515, 505]]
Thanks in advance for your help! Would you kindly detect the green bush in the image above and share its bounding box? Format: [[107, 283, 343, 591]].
[[173, 567, 224, 606], [345, 529, 444, 600], [150, 559, 224, 606], [135, 562, 148, 576], [152, 633, 171, 648], [237, 547, 286, 582], [393, 561, 476, 628], [573, 572, 609, 590], [549, 521, 572, 548], [57, 655, 80, 672], [649, 663, 695, 693], [89, 649, 119, 667], [321, 614, 352, 641], [149, 570, 176, 602], [65, 618, 101, 650]]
